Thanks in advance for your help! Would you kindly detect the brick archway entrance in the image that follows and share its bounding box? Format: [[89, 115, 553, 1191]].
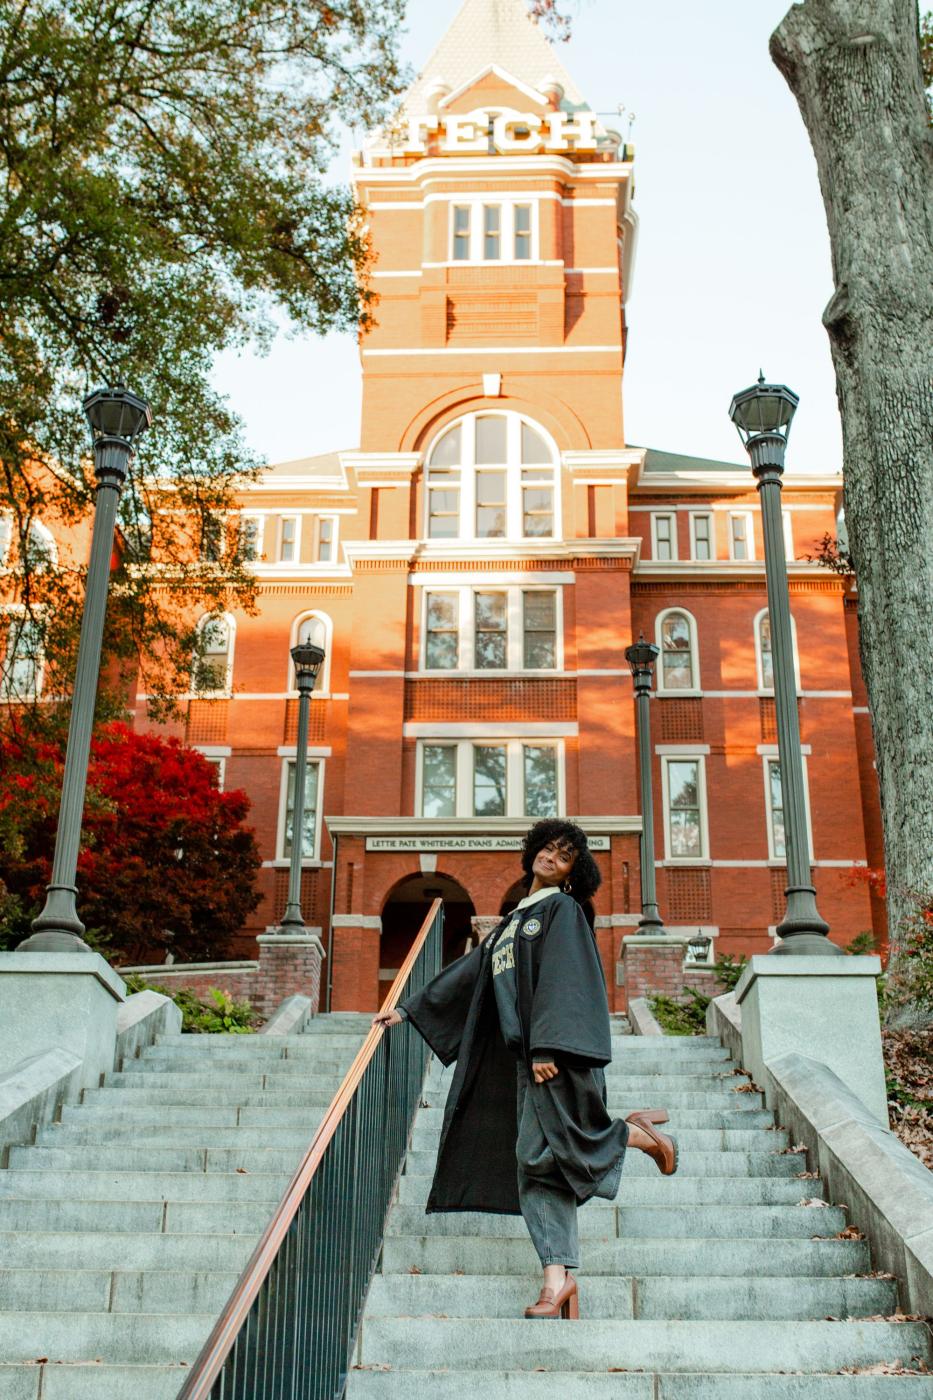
[[379, 872, 476, 1005]]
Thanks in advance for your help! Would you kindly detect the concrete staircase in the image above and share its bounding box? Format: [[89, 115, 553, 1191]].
[[0, 1011, 373, 1400], [349, 1017, 932, 1398]]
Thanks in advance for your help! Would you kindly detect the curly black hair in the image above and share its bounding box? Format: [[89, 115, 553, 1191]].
[[520, 818, 602, 905]]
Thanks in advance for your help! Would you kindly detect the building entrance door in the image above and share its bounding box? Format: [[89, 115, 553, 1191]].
[[379, 873, 475, 1006]]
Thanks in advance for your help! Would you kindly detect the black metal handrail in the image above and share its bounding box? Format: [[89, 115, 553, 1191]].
[[176, 899, 444, 1399]]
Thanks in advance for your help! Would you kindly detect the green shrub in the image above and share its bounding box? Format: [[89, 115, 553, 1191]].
[[647, 953, 749, 1036], [123, 975, 259, 1033]]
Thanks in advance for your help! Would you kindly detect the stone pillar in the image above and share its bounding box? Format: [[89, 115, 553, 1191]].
[[471, 916, 501, 943], [256, 930, 326, 1019], [619, 932, 691, 1006], [0, 951, 125, 1090], [330, 915, 382, 1010], [735, 955, 888, 1124]]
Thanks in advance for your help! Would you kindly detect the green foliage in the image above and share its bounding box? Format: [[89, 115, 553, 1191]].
[[648, 953, 749, 1036], [124, 975, 259, 1033], [806, 532, 855, 576], [710, 953, 747, 992], [922, 11, 933, 123], [845, 930, 879, 956], [0, 0, 406, 718], [885, 894, 933, 1025]]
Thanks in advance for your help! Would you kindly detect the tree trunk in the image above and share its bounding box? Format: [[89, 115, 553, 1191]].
[[770, 1, 933, 1023]]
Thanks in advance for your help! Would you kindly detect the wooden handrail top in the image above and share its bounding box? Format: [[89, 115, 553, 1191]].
[[176, 898, 442, 1400]]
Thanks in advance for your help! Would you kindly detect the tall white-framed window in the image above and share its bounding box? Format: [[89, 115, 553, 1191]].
[[278, 516, 299, 564], [0, 514, 12, 568], [289, 612, 331, 694], [656, 608, 699, 693], [417, 738, 563, 818], [193, 612, 235, 695], [689, 512, 714, 561], [421, 585, 561, 672], [448, 199, 540, 263], [314, 515, 338, 564], [729, 511, 755, 561], [202, 755, 226, 790], [651, 512, 677, 561], [782, 510, 795, 560], [25, 520, 57, 570], [277, 758, 323, 861], [754, 608, 801, 692], [238, 514, 263, 562], [0, 611, 44, 700], [661, 754, 709, 861], [424, 411, 558, 543], [762, 752, 813, 862], [199, 513, 224, 563]]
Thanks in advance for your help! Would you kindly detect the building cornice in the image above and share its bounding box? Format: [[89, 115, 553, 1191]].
[[341, 451, 422, 478], [343, 538, 640, 570], [633, 560, 838, 581], [325, 816, 642, 837], [353, 156, 634, 186], [632, 464, 842, 494], [562, 449, 644, 473]]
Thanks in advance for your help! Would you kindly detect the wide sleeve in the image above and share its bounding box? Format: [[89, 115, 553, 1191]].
[[528, 896, 611, 1067], [397, 941, 484, 1066]]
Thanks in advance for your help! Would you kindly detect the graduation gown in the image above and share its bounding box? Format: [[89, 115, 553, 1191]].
[[399, 890, 629, 1214]]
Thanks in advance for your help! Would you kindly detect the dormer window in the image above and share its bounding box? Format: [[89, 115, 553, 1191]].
[[425, 412, 557, 543]]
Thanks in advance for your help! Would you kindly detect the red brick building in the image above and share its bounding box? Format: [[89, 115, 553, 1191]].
[[10, 0, 882, 1009]]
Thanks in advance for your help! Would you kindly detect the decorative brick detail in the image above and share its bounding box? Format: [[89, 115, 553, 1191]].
[[447, 294, 537, 342], [620, 936, 689, 1003], [658, 698, 704, 742], [125, 932, 325, 1020], [272, 868, 321, 924], [186, 700, 229, 743], [404, 677, 576, 721], [759, 698, 777, 742], [666, 868, 712, 921], [771, 868, 788, 922], [283, 700, 327, 744]]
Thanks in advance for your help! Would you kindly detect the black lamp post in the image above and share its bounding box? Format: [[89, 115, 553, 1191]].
[[729, 374, 838, 955], [279, 640, 326, 933], [21, 385, 151, 953], [688, 929, 712, 963], [625, 635, 665, 935]]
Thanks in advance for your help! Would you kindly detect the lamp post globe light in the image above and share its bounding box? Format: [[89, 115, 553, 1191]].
[[625, 635, 666, 936], [21, 385, 151, 954], [279, 640, 326, 933], [729, 374, 839, 956]]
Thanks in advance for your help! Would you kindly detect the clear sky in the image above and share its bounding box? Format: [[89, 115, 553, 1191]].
[[211, 0, 841, 475]]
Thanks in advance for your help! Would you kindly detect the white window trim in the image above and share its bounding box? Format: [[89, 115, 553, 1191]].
[[238, 512, 265, 562], [655, 607, 700, 695], [276, 756, 325, 863], [688, 510, 714, 562], [420, 584, 563, 673], [26, 519, 58, 569], [201, 755, 226, 790], [277, 515, 301, 565], [761, 750, 814, 863], [0, 512, 12, 569], [194, 612, 236, 697], [660, 753, 710, 863], [0, 605, 45, 701], [753, 607, 801, 692], [415, 737, 565, 818], [314, 514, 340, 565], [782, 510, 795, 560], [449, 196, 541, 264], [728, 510, 756, 562], [650, 512, 678, 562], [424, 410, 561, 544], [288, 610, 333, 696]]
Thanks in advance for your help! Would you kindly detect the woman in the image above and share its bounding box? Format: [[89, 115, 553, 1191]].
[[372, 818, 677, 1320]]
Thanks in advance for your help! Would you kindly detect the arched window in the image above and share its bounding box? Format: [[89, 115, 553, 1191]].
[[0, 613, 44, 700], [424, 411, 558, 542], [193, 613, 235, 695], [25, 520, 57, 570], [289, 611, 332, 693], [755, 609, 800, 692], [656, 609, 699, 692]]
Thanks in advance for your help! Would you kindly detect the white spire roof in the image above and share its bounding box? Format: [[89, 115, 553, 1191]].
[[402, 0, 586, 112]]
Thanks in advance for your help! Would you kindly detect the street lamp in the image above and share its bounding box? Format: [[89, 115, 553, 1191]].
[[729, 373, 839, 955], [687, 929, 712, 963], [625, 635, 666, 935], [21, 385, 151, 953], [279, 640, 326, 933]]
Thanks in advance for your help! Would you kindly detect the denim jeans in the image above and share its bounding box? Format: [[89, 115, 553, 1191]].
[[515, 1059, 581, 1268]]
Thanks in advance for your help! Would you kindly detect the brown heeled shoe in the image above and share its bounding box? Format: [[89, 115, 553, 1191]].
[[625, 1109, 678, 1174], [523, 1270, 579, 1319]]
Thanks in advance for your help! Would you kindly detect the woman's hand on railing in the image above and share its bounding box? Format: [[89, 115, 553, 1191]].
[[372, 1008, 404, 1030]]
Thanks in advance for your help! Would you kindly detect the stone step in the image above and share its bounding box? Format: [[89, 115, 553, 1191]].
[[36, 1122, 320, 1150], [398, 1150, 805, 1186], [385, 1203, 848, 1240], [0, 1364, 189, 1400], [84, 1085, 338, 1108], [346, 1370, 933, 1399], [425, 1066, 742, 1086], [380, 1235, 872, 1277], [355, 1318, 932, 1375], [0, 1231, 253, 1272], [60, 1102, 330, 1128], [363, 1272, 900, 1321], [0, 1311, 215, 1364], [112, 1064, 348, 1083], [397, 1177, 819, 1206], [0, 1267, 239, 1315], [0, 1169, 289, 1204], [138, 1048, 355, 1073], [408, 1127, 786, 1158], [11, 1144, 308, 1175], [0, 1197, 275, 1234], [149, 1035, 364, 1054], [417, 1105, 778, 1132], [417, 1088, 765, 1111]]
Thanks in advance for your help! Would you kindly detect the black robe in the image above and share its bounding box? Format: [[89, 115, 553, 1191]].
[[399, 890, 629, 1214]]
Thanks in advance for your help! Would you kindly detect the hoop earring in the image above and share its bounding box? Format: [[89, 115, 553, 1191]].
[[562, 878, 573, 894]]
